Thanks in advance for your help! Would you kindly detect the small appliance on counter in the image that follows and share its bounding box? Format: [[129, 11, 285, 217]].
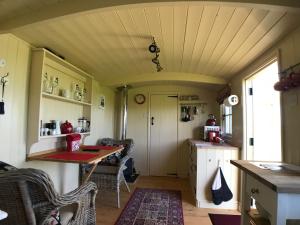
[[76, 117, 90, 133], [203, 114, 224, 143], [203, 126, 221, 141], [206, 114, 216, 126]]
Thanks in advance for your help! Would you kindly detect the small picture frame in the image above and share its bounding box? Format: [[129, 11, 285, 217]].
[[99, 95, 105, 109]]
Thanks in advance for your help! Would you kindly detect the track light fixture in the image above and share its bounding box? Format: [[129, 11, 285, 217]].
[[149, 37, 163, 72]]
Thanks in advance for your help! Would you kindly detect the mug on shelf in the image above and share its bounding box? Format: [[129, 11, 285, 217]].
[[61, 89, 70, 98]]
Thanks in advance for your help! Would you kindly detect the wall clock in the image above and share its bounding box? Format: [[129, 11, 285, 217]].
[[135, 94, 146, 104]]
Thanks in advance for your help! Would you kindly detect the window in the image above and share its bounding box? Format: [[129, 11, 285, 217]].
[[220, 104, 232, 136]]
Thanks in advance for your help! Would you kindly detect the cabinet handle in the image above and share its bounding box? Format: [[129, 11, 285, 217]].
[[208, 159, 211, 162], [251, 188, 259, 194]]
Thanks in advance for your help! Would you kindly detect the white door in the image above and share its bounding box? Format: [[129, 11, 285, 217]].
[[149, 94, 178, 176], [245, 61, 282, 161]]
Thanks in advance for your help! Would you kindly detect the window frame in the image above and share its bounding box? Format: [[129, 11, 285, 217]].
[[220, 104, 232, 139]]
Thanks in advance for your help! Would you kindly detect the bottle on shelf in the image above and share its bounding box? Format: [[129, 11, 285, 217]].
[[74, 84, 82, 101]]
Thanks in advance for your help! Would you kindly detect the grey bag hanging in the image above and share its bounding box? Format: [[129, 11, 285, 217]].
[[211, 167, 233, 205]]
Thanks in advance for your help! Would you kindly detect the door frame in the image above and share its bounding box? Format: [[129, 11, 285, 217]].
[[242, 54, 283, 160], [147, 92, 179, 176]]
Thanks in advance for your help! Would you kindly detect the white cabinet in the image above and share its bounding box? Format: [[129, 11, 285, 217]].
[[232, 161, 300, 225], [27, 48, 93, 154], [188, 140, 239, 209]]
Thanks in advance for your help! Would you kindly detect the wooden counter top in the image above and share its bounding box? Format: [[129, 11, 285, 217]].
[[231, 160, 300, 193], [189, 139, 239, 150]]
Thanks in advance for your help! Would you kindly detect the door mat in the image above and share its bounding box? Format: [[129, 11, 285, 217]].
[[115, 188, 184, 225], [209, 213, 241, 225]]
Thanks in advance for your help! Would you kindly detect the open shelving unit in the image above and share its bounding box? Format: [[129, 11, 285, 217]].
[[42, 92, 92, 106], [27, 48, 94, 155]]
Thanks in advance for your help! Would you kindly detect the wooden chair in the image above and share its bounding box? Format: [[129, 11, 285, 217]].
[[0, 168, 98, 225], [85, 138, 134, 208]]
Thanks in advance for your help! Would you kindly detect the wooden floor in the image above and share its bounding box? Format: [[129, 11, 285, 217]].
[[96, 176, 240, 225]]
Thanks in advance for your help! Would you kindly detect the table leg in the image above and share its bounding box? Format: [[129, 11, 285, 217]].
[[82, 163, 98, 184]]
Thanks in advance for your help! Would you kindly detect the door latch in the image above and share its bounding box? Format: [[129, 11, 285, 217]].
[[151, 117, 154, 125]]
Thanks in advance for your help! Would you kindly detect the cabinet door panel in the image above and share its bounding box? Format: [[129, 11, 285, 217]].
[[196, 150, 206, 200], [223, 150, 233, 184], [205, 150, 218, 201]]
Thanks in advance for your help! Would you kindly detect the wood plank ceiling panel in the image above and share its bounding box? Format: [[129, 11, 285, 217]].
[[9, 2, 300, 86], [116, 9, 153, 73], [221, 10, 285, 76], [145, 6, 167, 70], [181, 5, 204, 72], [188, 5, 219, 73], [72, 14, 120, 75], [159, 6, 174, 72], [100, 10, 144, 76], [42, 20, 109, 75], [88, 12, 135, 76], [47, 19, 110, 74], [211, 8, 269, 76], [173, 4, 188, 72], [196, 6, 235, 74], [229, 13, 299, 76], [201, 7, 252, 75], [128, 7, 154, 75]]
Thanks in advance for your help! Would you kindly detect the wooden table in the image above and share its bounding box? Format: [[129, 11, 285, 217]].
[[27, 146, 124, 183]]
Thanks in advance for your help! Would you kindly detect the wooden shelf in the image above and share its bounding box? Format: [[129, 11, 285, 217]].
[[42, 92, 92, 106], [39, 132, 90, 139]]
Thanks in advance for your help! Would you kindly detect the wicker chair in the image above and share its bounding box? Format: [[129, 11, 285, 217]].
[[86, 138, 134, 208], [0, 168, 98, 225]]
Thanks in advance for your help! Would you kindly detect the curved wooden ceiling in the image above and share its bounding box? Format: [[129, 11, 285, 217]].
[[1, 1, 300, 86]]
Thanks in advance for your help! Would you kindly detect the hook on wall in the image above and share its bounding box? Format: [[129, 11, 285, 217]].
[[0, 72, 9, 115], [1, 72, 9, 84]]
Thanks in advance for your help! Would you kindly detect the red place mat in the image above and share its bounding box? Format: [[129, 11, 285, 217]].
[[44, 152, 97, 161], [81, 145, 118, 150]]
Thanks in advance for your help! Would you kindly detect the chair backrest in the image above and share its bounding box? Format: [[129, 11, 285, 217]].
[[0, 168, 58, 225], [98, 138, 134, 157], [120, 139, 134, 157]]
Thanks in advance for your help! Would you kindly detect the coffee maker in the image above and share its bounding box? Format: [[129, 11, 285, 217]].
[[204, 126, 221, 141]]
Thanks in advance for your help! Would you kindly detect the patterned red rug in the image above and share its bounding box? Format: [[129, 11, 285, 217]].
[[209, 213, 241, 225], [115, 188, 184, 225]]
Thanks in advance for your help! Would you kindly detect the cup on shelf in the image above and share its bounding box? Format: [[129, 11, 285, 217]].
[[61, 89, 70, 98], [44, 128, 49, 136]]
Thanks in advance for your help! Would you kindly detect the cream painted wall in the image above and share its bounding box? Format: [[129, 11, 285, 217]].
[[85, 82, 116, 144], [127, 85, 219, 177], [230, 26, 300, 164], [0, 34, 116, 193]]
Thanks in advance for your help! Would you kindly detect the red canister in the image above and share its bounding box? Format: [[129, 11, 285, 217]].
[[66, 133, 81, 152]]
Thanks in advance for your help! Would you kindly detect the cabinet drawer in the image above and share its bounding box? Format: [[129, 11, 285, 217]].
[[245, 174, 276, 214]]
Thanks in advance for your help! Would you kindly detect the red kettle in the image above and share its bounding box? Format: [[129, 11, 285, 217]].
[[61, 120, 73, 134], [206, 114, 216, 126]]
